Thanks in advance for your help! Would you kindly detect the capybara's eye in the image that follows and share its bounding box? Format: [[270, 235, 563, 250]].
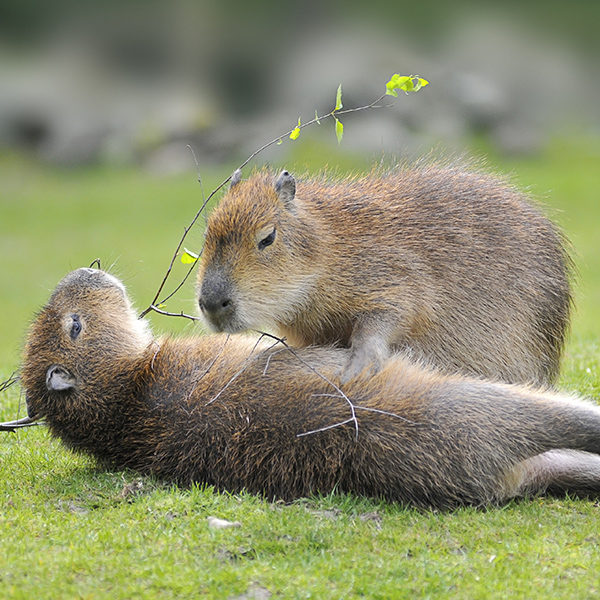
[[258, 228, 276, 251], [70, 315, 82, 340]]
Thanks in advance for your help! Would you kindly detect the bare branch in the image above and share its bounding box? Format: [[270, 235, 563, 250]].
[[151, 260, 200, 310], [258, 332, 421, 436], [0, 373, 48, 432], [296, 418, 357, 438], [0, 372, 19, 394], [354, 405, 420, 426], [204, 334, 282, 406], [138, 180, 229, 319], [140, 89, 395, 321], [253, 331, 359, 440], [146, 305, 201, 322], [0, 416, 44, 432], [310, 393, 418, 424]]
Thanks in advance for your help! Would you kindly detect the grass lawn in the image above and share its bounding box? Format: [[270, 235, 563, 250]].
[[1, 135, 600, 598]]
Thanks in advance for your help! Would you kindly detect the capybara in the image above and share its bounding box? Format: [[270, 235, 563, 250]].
[[6, 268, 600, 510], [197, 164, 573, 385]]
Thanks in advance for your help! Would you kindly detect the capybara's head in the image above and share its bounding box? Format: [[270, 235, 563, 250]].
[[197, 170, 321, 335], [20, 268, 152, 421]]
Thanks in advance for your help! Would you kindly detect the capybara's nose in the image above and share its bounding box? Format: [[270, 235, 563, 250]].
[[198, 294, 234, 317], [198, 271, 235, 330]]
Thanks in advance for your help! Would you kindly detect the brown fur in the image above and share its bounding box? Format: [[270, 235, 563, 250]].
[[17, 268, 600, 510], [197, 163, 573, 385]]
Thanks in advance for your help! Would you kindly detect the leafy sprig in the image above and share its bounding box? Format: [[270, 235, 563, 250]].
[[288, 75, 428, 146], [385, 74, 429, 97], [137, 73, 429, 315]]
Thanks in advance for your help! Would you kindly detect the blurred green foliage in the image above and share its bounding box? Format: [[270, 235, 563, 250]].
[[2, 0, 599, 53]]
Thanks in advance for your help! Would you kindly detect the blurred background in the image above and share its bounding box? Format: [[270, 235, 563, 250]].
[[1, 0, 599, 371], [2, 0, 599, 167]]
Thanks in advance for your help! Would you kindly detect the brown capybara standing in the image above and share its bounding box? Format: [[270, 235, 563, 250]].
[[10, 268, 600, 509], [197, 163, 573, 385]]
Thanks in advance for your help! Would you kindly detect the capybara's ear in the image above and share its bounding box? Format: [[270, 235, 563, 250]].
[[46, 365, 77, 391], [274, 170, 296, 207], [230, 169, 242, 189]]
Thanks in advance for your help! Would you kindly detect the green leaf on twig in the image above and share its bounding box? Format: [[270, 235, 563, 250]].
[[385, 74, 429, 97], [335, 84, 343, 111], [181, 248, 199, 264], [290, 117, 301, 140], [335, 117, 344, 144]]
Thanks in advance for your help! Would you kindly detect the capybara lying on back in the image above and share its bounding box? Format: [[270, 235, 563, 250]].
[[8, 268, 600, 510]]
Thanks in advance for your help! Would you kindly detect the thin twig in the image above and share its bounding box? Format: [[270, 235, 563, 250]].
[[262, 347, 288, 376], [138, 188, 221, 319], [152, 259, 201, 310], [296, 418, 357, 438], [0, 417, 44, 432], [260, 333, 422, 436], [235, 94, 390, 175], [187, 145, 208, 229], [254, 331, 359, 440], [0, 372, 19, 394], [204, 335, 282, 406], [150, 341, 161, 372], [139, 91, 394, 320], [187, 334, 231, 402], [354, 405, 420, 426], [143, 144, 211, 310], [310, 393, 419, 425], [0, 373, 47, 432], [146, 305, 201, 322]]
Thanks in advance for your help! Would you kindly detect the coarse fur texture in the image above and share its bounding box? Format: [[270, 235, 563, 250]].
[[16, 268, 600, 510], [197, 162, 573, 386]]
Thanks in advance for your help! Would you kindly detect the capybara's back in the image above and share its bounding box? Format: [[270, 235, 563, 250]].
[[197, 162, 573, 385]]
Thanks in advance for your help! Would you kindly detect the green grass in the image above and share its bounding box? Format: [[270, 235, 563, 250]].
[[3, 372, 600, 600], [1, 136, 600, 598], [492, 137, 600, 339], [0, 153, 230, 366], [3, 379, 600, 599]]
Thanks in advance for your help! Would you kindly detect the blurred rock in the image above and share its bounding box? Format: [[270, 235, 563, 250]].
[[0, 5, 597, 167], [492, 120, 546, 156]]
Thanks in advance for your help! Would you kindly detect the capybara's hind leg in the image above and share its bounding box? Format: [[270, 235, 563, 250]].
[[507, 450, 600, 499]]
